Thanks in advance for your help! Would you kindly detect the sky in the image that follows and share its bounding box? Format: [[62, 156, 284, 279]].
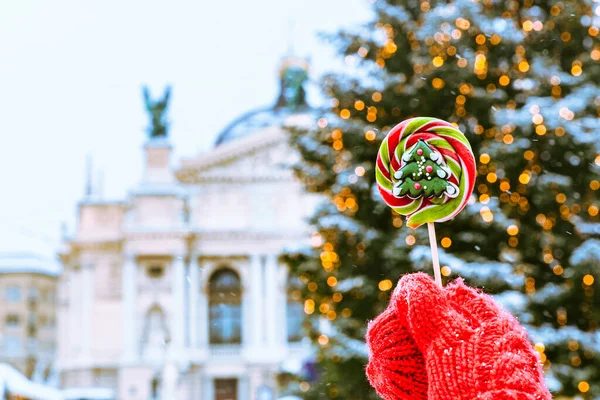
[[0, 0, 371, 257]]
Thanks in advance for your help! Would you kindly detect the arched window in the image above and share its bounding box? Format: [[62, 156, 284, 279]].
[[209, 268, 242, 344], [286, 276, 304, 342]]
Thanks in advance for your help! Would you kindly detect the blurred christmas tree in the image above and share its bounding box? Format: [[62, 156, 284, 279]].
[[283, 0, 600, 398]]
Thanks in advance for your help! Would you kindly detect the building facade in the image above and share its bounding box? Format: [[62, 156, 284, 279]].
[[57, 59, 316, 400], [0, 253, 59, 381]]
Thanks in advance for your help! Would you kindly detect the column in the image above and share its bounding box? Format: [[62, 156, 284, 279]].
[[203, 376, 214, 400], [249, 254, 264, 348], [172, 256, 186, 352], [239, 374, 250, 400], [264, 254, 278, 349], [68, 267, 82, 356], [278, 265, 289, 348], [81, 263, 94, 359], [122, 254, 137, 362], [197, 262, 210, 351], [248, 367, 262, 400], [241, 270, 252, 349], [57, 272, 69, 363], [184, 258, 190, 348], [188, 256, 199, 349]]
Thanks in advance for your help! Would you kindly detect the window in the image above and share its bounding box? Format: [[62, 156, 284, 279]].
[[209, 269, 242, 345], [287, 276, 304, 342], [214, 379, 237, 400], [3, 335, 23, 357], [6, 286, 21, 302], [147, 264, 165, 279], [5, 314, 20, 328]]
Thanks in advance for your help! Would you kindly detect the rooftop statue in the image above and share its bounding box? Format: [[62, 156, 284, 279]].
[[275, 57, 309, 110], [143, 85, 171, 138]]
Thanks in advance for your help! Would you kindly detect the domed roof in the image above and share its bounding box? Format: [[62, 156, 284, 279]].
[[215, 57, 310, 146], [215, 107, 303, 146]]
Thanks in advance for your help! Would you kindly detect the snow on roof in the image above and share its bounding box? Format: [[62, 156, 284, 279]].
[[0, 363, 62, 400], [129, 181, 188, 197], [0, 253, 61, 277], [62, 387, 115, 400]]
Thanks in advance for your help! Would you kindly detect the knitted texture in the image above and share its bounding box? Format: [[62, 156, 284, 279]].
[[366, 273, 552, 400]]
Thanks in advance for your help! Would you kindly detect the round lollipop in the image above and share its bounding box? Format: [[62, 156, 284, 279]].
[[376, 117, 476, 285]]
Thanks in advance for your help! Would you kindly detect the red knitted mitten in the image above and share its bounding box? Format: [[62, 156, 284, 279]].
[[366, 298, 428, 399], [366, 273, 552, 400]]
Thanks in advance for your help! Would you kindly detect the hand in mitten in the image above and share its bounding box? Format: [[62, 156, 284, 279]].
[[366, 273, 552, 400]]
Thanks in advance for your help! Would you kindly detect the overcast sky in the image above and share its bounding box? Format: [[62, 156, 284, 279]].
[[0, 0, 371, 257]]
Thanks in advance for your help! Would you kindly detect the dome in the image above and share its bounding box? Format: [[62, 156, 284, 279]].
[[215, 107, 303, 146], [215, 56, 310, 146]]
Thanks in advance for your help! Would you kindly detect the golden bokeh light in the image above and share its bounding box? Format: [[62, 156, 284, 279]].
[[378, 279, 393, 291]]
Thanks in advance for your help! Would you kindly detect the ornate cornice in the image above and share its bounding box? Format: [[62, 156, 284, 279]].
[[70, 240, 122, 253], [125, 230, 191, 241], [187, 173, 293, 184], [194, 229, 306, 241], [198, 254, 248, 262], [64, 229, 307, 258]]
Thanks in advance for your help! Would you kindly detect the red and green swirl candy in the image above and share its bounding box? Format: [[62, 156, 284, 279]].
[[376, 117, 476, 228]]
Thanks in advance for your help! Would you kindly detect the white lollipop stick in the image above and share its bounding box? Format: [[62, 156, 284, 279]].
[[427, 222, 443, 287]]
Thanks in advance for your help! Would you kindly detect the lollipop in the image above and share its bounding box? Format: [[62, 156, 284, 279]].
[[376, 117, 476, 285]]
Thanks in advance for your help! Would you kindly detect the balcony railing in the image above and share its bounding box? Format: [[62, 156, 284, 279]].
[[209, 345, 241, 359]]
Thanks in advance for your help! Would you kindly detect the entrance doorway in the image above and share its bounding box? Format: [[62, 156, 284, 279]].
[[214, 378, 237, 400]]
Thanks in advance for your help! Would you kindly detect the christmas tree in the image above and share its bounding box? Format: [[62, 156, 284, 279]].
[[283, 0, 600, 397], [393, 139, 459, 199]]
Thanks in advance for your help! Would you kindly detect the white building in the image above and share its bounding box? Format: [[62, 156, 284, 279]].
[[0, 253, 60, 382], [57, 58, 316, 400]]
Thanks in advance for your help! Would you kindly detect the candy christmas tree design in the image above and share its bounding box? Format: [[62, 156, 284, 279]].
[[392, 139, 459, 199]]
